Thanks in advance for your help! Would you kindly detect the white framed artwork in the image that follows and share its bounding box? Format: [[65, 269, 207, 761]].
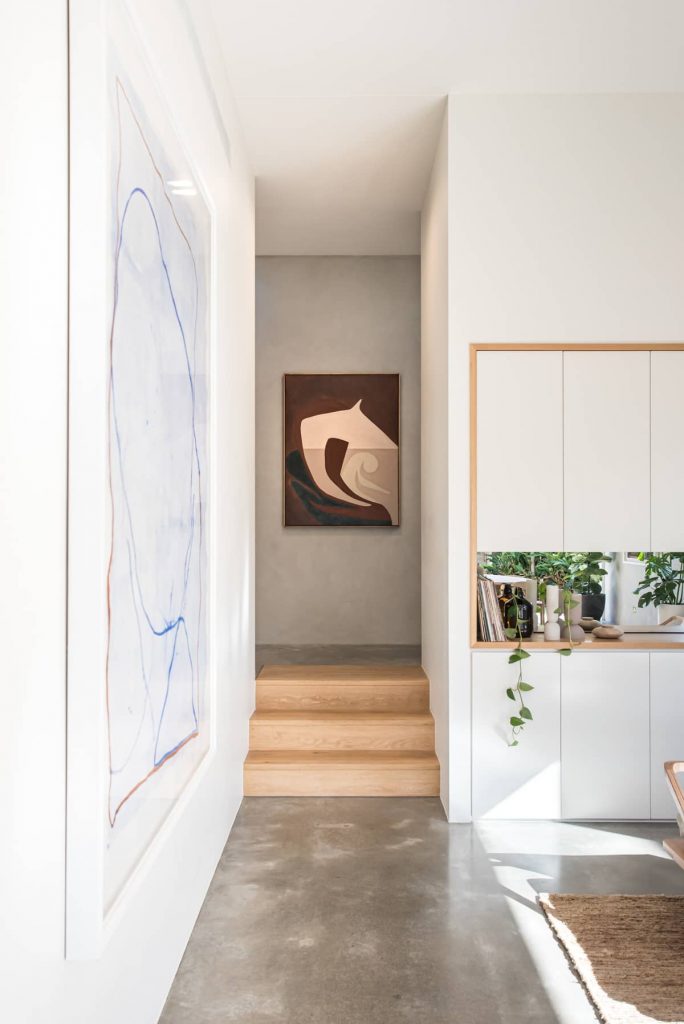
[[67, 0, 216, 958]]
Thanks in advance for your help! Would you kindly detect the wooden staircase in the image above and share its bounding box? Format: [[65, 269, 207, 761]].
[[244, 665, 440, 796]]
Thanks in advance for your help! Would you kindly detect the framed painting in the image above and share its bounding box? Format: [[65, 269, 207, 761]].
[[66, 0, 215, 958], [284, 373, 400, 527]]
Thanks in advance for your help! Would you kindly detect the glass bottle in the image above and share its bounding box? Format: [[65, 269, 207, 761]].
[[499, 584, 534, 639]]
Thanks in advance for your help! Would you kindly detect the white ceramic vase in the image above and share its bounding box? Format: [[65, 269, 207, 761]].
[[545, 584, 559, 620], [560, 591, 585, 642], [544, 585, 559, 641], [569, 591, 582, 626]]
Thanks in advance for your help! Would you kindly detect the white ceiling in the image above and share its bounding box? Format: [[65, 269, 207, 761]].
[[205, 0, 684, 254]]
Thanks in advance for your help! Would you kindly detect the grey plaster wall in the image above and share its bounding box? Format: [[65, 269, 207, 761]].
[[256, 256, 421, 644]]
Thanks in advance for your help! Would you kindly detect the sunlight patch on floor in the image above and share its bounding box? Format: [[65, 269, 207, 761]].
[[477, 821, 678, 1024]]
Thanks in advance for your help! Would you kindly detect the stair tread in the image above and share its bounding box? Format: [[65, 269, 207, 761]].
[[245, 750, 439, 768], [250, 711, 433, 724], [257, 664, 427, 685], [248, 664, 438, 796]]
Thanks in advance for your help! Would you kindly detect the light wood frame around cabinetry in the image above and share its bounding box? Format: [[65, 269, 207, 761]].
[[469, 342, 684, 651]]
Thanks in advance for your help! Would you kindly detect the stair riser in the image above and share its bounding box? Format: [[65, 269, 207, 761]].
[[244, 767, 440, 797], [256, 684, 429, 713], [250, 721, 435, 751]]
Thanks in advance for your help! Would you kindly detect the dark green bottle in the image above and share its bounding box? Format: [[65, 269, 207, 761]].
[[499, 584, 534, 639]]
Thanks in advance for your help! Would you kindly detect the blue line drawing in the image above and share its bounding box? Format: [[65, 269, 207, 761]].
[[106, 77, 209, 830]]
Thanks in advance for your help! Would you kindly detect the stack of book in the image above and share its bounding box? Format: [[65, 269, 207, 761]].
[[476, 576, 506, 642]]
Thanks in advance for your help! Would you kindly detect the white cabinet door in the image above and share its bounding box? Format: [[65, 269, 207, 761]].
[[561, 653, 650, 819], [472, 652, 561, 819], [651, 352, 684, 550], [650, 653, 684, 819], [563, 350, 650, 550], [476, 350, 563, 551]]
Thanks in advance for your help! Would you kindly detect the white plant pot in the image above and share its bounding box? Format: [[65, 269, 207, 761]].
[[561, 623, 586, 643], [544, 621, 561, 641], [545, 584, 559, 624], [657, 604, 684, 628], [569, 591, 582, 626]]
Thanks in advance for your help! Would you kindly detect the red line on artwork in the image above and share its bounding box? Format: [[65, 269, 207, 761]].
[[109, 730, 199, 825]]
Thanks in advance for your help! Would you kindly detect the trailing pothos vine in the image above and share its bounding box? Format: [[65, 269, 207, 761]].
[[505, 592, 576, 746], [504, 611, 532, 747]]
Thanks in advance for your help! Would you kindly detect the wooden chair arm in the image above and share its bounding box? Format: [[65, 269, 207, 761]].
[[664, 761, 684, 836]]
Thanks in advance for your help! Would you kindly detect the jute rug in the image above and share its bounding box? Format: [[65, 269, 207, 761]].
[[539, 894, 684, 1024]]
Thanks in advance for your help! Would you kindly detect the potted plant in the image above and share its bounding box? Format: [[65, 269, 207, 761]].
[[568, 552, 611, 620], [533, 552, 584, 642], [634, 552, 684, 625], [504, 553, 577, 745], [479, 551, 533, 577]]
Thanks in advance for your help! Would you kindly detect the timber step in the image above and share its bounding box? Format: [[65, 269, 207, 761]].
[[245, 664, 439, 797], [244, 750, 440, 797], [249, 711, 435, 751], [256, 664, 429, 712]]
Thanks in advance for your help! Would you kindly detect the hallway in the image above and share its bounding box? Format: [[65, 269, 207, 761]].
[[160, 799, 684, 1024], [8, 5, 684, 1023]]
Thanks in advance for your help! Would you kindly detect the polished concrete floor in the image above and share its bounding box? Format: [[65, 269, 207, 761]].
[[160, 799, 684, 1024], [255, 644, 422, 673]]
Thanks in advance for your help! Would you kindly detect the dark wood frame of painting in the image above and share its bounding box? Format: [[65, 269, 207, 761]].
[[282, 372, 402, 528]]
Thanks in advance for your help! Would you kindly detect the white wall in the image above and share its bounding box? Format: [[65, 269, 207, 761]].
[[420, 115, 451, 814], [256, 256, 421, 646], [446, 92, 684, 820], [609, 554, 658, 628], [0, 2, 254, 1022]]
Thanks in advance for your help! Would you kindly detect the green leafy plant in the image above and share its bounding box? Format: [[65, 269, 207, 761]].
[[534, 553, 582, 656], [634, 552, 684, 608], [504, 594, 534, 746], [568, 552, 612, 596], [533, 552, 577, 589], [532, 557, 573, 589], [557, 591, 579, 658], [487, 552, 610, 745], [503, 552, 602, 744], [479, 551, 534, 577], [532, 551, 610, 594], [502, 590, 574, 747]]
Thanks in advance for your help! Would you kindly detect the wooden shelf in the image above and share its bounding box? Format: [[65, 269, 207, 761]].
[[473, 634, 684, 651]]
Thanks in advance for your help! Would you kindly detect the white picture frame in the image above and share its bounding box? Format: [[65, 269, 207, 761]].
[[66, 0, 217, 959]]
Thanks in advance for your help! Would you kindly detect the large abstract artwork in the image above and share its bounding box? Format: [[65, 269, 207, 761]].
[[65, 1, 214, 956], [284, 374, 400, 526], [104, 53, 211, 903]]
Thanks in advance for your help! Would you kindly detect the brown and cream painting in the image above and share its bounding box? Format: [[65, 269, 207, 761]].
[[284, 374, 400, 527]]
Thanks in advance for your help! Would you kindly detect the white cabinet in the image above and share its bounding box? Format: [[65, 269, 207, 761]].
[[563, 351, 651, 551], [476, 350, 563, 551], [650, 653, 684, 819], [471, 650, 684, 821], [651, 351, 684, 550], [472, 652, 561, 819], [561, 653, 650, 819], [475, 347, 653, 552]]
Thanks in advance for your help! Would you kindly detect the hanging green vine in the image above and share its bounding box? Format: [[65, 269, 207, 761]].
[[484, 551, 612, 746], [505, 590, 576, 746], [505, 595, 533, 746]]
